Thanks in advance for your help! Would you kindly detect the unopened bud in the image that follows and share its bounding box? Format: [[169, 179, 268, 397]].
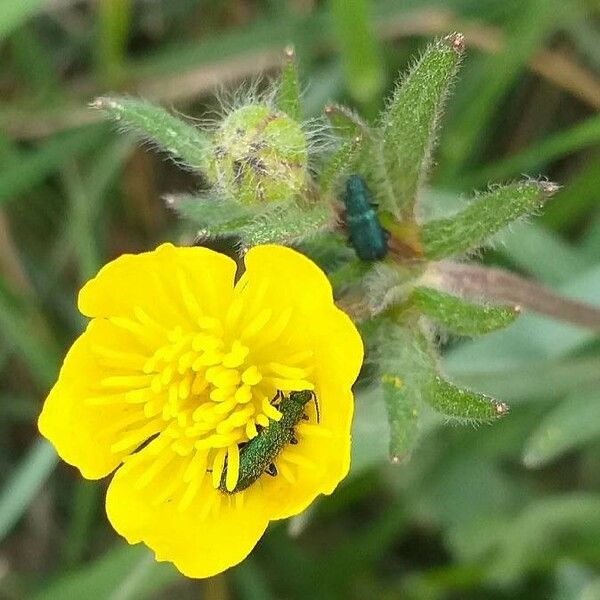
[[209, 104, 308, 204]]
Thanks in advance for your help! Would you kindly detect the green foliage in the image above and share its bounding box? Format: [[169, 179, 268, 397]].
[[425, 376, 508, 423], [3, 5, 600, 597], [381, 374, 420, 463], [240, 200, 333, 246], [319, 135, 362, 194], [92, 96, 212, 172], [169, 194, 253, 234], [330, 0, 384, 108], [411, 286, 519, 335], [33, 545, 178, 600], [275, 47, 301, 121], [523, 391, 600, 468], [421, 180, 557, 259], [0, 440, 57, 542], [324, 103, 367, 140], [380, 33, 464, 219]]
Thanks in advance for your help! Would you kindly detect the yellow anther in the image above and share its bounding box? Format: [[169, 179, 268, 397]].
[[210, 387, 236, 403], [241, 366, 262, 386], [256, 414, 270, 428], [222, 340, 249, 368], [245, 419, 258, 439], [234, 384, 253, 403], [191, 373, 208, 395], [261, 397, 283, 421]]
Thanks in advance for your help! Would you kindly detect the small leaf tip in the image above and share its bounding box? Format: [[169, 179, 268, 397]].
[[284, 44, 295, 61], [539, 180, 560, 195], [444, 32, 465, 54], [90, 96, 119, 111], [494, 401, 509, 416]]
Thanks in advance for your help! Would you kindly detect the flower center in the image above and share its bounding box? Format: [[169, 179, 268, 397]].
[[90, 269, 317, 507]]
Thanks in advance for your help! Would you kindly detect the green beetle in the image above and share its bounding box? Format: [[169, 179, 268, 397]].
[[219, 390, 317, 494]]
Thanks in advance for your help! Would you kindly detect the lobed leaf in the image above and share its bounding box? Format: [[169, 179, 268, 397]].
[[421, 180, 557, 260], [411, 286, 519, 335], [425, 376, 508, 423], [92, 96, 212, 172], [380, 33, 464, 219], [275, 46, 301, 121]]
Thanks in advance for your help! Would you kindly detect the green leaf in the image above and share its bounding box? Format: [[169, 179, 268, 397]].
[[0, 439, 58, 542], [92, 96, 212, 172], [421, 180, 557, 260], [0, 279, 61, 389], [324, 103, 368, 141], [168, 194, 253, 235], [467, 114, 600, 187], [319, 135, 362, 194], [0, 124, 109, 207], [0, 0, 47, 40], [523, 391, 600, 468], [330, 0, 384, 107], [97, 0, 132, 85], [438, 0, 565, 181], [425, 376, 508, 423], [275, 46, 301, 121], [371, 320, 438, 458], [381, 374, 420, 463], [380, 33, 464, 219], [33, 545, 179, 600], [240, 200, 333, 246], [412, 286, 519, 335]]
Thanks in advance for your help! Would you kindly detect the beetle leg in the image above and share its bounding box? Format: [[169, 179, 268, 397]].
[[265, 463, 278, 477]]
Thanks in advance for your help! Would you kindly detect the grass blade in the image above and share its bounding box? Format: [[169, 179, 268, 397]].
[[0, 439, 58, 542]]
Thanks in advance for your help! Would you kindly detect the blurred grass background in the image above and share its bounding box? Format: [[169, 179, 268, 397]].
[[1, 0, 600, 598]]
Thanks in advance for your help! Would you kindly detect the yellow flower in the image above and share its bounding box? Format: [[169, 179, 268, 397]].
[[38, 243, 363, 578]]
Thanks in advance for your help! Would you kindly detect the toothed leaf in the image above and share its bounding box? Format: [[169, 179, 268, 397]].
[[421, 180, 557, 259], [240, 200, 333, 247], [93, 96, 212, 172], [412, 286, 519, 335], [381, 374, 420, 463], [276, 48, 301, 121], [381, 33, 464, 219], [425, 376, 508, 423]]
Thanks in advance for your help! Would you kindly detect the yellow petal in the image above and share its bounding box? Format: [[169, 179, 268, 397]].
[[38, 319, 153, 479], [78, 243, 237, 323], [106, 451, 270, 578]]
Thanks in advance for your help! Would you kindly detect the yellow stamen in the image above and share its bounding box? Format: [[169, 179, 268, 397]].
[[225, 444, 240, 492]]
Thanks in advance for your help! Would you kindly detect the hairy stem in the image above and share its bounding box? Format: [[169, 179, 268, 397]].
[[431, 262, 600, 331]]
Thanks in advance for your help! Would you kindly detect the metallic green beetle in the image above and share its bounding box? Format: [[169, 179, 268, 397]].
[[343, 175, 388, 261], [219, 390, 316, 494]]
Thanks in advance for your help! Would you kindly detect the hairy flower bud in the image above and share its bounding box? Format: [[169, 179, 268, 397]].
[[209, 104, 308, 204]]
